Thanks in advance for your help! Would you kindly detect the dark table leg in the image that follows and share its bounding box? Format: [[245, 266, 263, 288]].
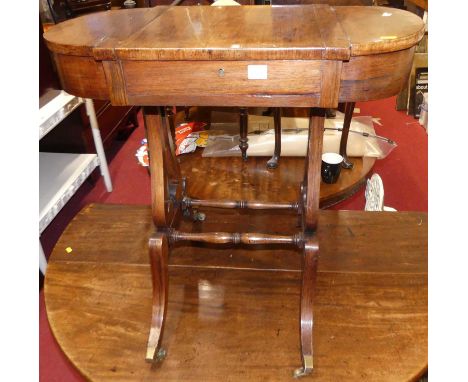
[[266, 107, 281, 169], [239, 107, 249, 161], [340, 102, 355, 169]]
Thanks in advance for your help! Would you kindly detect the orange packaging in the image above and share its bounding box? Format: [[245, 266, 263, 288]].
[[175, 122, 207, 155]]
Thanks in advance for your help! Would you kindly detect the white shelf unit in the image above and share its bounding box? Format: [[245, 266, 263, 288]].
[[39, 91, 83, 140], [39, 93, 113, 275], [39, 153, 99, 233]]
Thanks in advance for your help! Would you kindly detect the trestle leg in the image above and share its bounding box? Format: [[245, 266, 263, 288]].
[[303, 108, 325, 232], [294, 236, 319, 377], [146, 233, 169, 363], [294, 108, 325, 376]]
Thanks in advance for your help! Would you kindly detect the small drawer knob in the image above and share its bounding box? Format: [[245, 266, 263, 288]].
[[218, 68, 225, 77]]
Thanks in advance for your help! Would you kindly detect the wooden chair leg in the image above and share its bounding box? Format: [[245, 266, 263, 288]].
[[295, 236, 319, 377], [146, 232, 169, 363], [267, 107, 281, 169], [239, 107, 249, 161], [340, 102, 355, 169]]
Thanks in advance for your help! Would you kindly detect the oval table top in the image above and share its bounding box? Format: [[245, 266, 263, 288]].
[[45, 203, 427, 381], [44, 5, 424, 60]]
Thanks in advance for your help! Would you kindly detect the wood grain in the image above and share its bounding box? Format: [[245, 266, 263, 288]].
[[144, 107, 183, 229], [320, 61, 342, 107], [102, 61, 128, 106], [334, 6, 425, 56], [176, 133, 375, 210], [45, 204, 427, 382], [146, 232, 169, 362], [43, 7, 170, 57], [313, 5, 350, 60], [339, 47, 416, 102], [123, 60, 324, 101], [44, 6, 424, 61], [304, 109, 325, 232], [54, 54, 108, 100], [115, 5, 350, 61], [185, 198, 298, 210], [127, 93, 323, 108], [144, 110, 170, 227], [50, 204, 427, 274], [170, 230, 303, 245]]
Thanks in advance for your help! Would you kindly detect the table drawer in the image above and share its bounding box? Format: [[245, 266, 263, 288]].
[[123, 60, 323, 97]]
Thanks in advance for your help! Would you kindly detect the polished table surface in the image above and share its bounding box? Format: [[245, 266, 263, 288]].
[[45, 203, 427, 381], [44, 5, 424, 59]]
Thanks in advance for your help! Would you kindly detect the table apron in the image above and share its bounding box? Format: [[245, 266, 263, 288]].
[[110, 59, 342, 108]]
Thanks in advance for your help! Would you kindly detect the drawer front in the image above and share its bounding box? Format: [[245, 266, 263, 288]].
[[122, 60, 324, 105]]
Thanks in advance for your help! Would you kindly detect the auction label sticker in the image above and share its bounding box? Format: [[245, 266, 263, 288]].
[[247, 65, 268, 80]]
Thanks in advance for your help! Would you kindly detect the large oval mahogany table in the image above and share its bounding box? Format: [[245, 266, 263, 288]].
[[44, 4, 425, 378], [45, 204, 428, 381]]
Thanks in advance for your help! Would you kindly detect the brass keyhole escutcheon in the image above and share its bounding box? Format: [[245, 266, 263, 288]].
[[218, 68, 225, 77]]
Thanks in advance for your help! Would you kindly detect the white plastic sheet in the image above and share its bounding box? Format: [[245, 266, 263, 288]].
[[202, 114, 396, 159]]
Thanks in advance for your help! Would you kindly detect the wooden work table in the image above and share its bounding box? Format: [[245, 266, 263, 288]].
[[43, 4, 425, 377], [45, 204, 427, 381], [44, 5, 424, 106]]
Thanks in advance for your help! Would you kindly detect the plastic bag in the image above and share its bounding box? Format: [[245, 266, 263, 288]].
[[202, 115, 396, 159]]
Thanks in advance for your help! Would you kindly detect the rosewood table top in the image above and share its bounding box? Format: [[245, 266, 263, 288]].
[[45, 5, 424, 60]]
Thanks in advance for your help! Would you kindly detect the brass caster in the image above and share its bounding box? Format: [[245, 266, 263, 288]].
[[293, 367, 312, 378]]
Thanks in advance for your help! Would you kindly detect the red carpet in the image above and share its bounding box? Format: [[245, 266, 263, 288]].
[[39, 96, 427, 381], [331, 98, 428, 211]]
